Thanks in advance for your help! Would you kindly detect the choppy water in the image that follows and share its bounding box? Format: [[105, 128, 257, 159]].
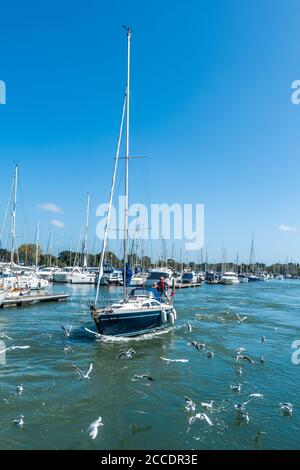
[[1, 279, 300, 450]]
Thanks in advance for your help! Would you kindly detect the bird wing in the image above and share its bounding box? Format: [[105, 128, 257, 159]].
[[84, 327, 100, 337], [203, 413, 213, 426], [86, 363, 93, 377], [236, 313, 242, 322], [72, 364, 84, 377]]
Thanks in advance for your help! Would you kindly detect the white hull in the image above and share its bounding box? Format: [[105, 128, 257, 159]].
[[70, 273, 96, 284], [53, 272, 72, 283], [0, 290, 7, 305]]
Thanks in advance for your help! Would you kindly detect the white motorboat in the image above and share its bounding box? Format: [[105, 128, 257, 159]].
[[220, 272, 240, 285], [53, 267, 74, 283], [70, 268, 96, 284], [37, 267, 60, 282], [238, 274, 249, 283]]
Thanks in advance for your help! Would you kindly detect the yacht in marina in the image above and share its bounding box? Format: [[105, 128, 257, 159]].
[[90, 28, 177, 336], [220, 271, 240, 285]]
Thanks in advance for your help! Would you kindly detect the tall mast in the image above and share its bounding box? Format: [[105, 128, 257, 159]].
[[35, 220, 40, 267], [10, 164, 18, 267], [124, 26, 131, 301], [83, 193, 90, 269]]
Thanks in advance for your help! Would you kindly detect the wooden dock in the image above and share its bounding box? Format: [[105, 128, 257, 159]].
[[0, 292, 70, 308], [175, 282, 203, 289]]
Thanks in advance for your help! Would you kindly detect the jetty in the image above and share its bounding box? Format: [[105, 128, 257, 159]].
[[1, 292, 70, 308]]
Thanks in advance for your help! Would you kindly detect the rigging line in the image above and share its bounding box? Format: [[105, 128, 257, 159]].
[[95, 91, 127, 306], [0, 176, 14, 246]]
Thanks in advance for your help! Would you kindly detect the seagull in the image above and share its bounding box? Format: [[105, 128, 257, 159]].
[[72, 363, 93, 380], [279, 403, 293, 415], [234, 347, 246, 355], [84, 327, 102, 339], [184, 396, 196, 412], [61, 325, 72, 337], [187, 413, 213, 431], [116, 348, 136, 360], [87, 417, 103, 439], [0, 332, 13, 340], [206, 351, 214, 358], [236, 313, 247, 323], [189, 341, 205, 351], [260, 356, 265, 364], [160, 357, 189, 365], [230, 383, 241, 393], [186, 323, 192, 332], [261, 335, 267, 343], [131, 374, 154, 382], [0, 345, 30, 354], [240, 410, 250, 424], [249, 393, 264, 399], [200, 401, 214, 410], [235, 354, 255, 364], [234, 400, 252, 413], [16, 384, 24, 394], [12, 415, 24, 427], [236, 367, 243, 375], [63, 346, 75, 354]]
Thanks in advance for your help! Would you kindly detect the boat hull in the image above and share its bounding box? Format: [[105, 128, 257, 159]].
[[92, 307, 174, 337]]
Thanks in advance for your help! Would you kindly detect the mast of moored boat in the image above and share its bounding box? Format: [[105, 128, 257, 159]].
[[35, 220, 40, 267], [10, 163, 18, 267], [123, 26, 131, 302], [82, 193, 90, 269]]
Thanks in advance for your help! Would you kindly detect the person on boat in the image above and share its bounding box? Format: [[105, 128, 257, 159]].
[[157, 277, 168, 302]]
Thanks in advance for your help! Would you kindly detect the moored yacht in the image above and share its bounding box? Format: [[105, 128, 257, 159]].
[[220, 271, 240, 285]]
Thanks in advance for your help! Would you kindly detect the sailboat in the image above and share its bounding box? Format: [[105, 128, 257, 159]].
[[90, 27, 177, 337]]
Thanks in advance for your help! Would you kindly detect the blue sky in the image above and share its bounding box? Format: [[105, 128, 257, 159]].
[[1, 0, 300, 264]]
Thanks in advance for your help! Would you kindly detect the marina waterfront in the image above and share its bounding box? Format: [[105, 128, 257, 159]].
[[1, 279, 299, 450]]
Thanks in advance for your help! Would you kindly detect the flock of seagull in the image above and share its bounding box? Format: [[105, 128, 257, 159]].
[[0, 311, 294, 442]]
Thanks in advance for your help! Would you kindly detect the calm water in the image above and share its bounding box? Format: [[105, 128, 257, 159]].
[[1, 279, 300, 450]]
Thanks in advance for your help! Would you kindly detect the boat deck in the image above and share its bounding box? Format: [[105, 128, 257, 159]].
[[0, 292, 70, 308]]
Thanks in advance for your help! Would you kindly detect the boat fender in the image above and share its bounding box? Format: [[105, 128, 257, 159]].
[[168, 311, 175, 325], [171, 307, 177, 320], [161, 309, 167, 324]]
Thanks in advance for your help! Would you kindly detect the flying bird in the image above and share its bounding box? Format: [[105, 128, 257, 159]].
[[16, 384, 24, 394], [279, 403, 293, 415], [88, 417, 103, 439], [236, 313, 247, 323], [116, 348, 136, 360], [200, 401, 214, 410], [249, 393, 264, 399], [131, 374, 154, 382], [184, 396, 196, 412], [12, 415, 24, 427], [0, 332, 13, 340], [230, 383, 241, 393], [235, 354, 255, 364], [206, 351, 214, 358], [187, 413, 213, 431], [0, 345, 30, 354], [84, 327, 102, 339], [61, 325, 72, 337], [72, 363, 93, 380], [261, 335, 267, 343], [160, 357, 189, 365], [189, 341, 205, 351], [186, 323, 192, 332]]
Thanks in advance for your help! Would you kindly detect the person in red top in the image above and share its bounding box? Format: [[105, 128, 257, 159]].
[[157, 277, 169, 302]]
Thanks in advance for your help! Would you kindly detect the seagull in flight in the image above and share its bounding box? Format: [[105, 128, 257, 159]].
[[72, 363, 93, 380], [61, 325, 72, 337], [84, 327, 102, 339], [234, 347, 246, 355], [261, 335, 267, 343], [160, 357, 189, 365], [230, 383, 241, 393], [279, 403, 293, 415], [16, 384, 24, 394], [187, 413, 213, 431], [189, 341, 205, 351], [206, 351, 214, 358], [0, 332, 13, 340], [200, 401, 214, 410], [12, 415, 24, 427], [131, 374, 154, 382], [235, 354, 255, 364], [116, 348, 136, 360], [249, 393, 264, 399], [88, 417, 103, 439], [0, 345, 30, 354], [184, 396, 196, 412], [236, 313, 247, 323]]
